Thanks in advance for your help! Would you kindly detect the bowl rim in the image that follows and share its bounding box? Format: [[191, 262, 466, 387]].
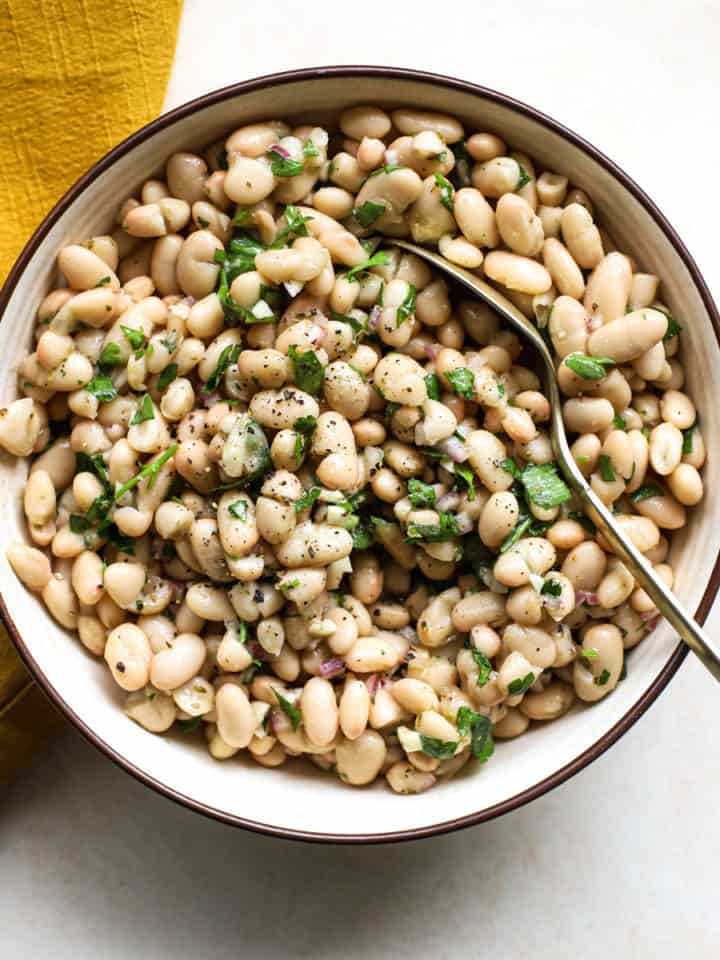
[[1, 64, 717, 844]]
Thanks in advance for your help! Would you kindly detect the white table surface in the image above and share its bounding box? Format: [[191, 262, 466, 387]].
[[3, 0, 720, 954]]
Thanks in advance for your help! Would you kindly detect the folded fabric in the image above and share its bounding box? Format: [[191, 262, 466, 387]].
[[0, 0, 183, 780]]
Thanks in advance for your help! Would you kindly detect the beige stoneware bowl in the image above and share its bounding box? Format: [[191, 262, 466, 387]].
[[2, 67, 718, 842]]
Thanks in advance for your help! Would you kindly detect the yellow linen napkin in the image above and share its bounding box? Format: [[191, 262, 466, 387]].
[[0, 0, 183, 781]]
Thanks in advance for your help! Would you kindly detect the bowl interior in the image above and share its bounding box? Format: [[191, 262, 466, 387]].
[[1, 70, 717, 840]]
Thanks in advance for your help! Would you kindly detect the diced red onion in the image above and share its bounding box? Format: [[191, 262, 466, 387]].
[[576, 590, 599, 606], [318, 657, 345, 679], [252, 642, 270, 662], [181, 296, 195, 308], [365, 673, 381, 699], [437, 491, 461, 512], [437, 435, 469, 463], [423, 342, 439, 361], [368, 305, 381, 331], [587, 317, 602, 332], [201, 390, 221, 408], [455, 512, 474, 535], [640, 611, 660, 624], [269, 143, 290, 158]]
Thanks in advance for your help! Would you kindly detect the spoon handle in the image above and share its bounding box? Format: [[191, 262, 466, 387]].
[[391, 239, 720, 681]]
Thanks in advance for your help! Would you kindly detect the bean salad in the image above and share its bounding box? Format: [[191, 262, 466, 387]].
[[2, 105, 703, 793]]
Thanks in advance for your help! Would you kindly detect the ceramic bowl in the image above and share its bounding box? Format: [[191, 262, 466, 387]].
[[2, 67, 718, 843]]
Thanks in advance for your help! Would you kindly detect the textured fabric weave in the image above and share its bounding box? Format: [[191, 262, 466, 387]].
[[0, 0, 183, 781]]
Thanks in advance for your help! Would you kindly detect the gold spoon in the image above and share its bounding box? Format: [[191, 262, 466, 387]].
[[391, 238, 720, 681]]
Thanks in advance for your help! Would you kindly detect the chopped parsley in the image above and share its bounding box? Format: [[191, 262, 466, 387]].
[[658, 308, 682, 341], [407, 478, 436, 509], [353, 200, 386, 228], [130, 394, 154, 425], [445, 367, 475, 399], [396, 285, 416, 326], [97, 342, 122, 371], [303, 137, 320, 159], [177, 716, 203, 733], [471, 651, 492, 687], [629, 483, 663, 503], [273, 205, 312, 246], [295, 486, 321, 513], [288, 345, 325, 395], [406, 511, 460, 543], [95, 276, 112, 287], [598, 454, 616, 482], [85, 375, 117, 403], [273, 688, 301, 730], [449, 142, 472, 188], [368, 164, 404, 177], [596, 669, 611, 686], [581, 647, 599, 660], [516, 162, 532, 190], [434, 172, 454, 212], [113, 445, 178, 501], [203, 343, 241, 392], [420, 736, 458, 760], [121, 325, 147, 357], [424, 373, 441, 400], [268, 148, 304, 178], [157, 363, 178, 391], [346, 250, 390, 282], [455, 706, 494, 763], [540, 579, 562, 597], [613, 413, 627, 431], [228, 500, 249, 521], [520, 463, 571, 509], [454, 463, 476, 500], [565, 354, 615, 380], [69, 514, 91, 534], [508, 672, 535, 696], [682, 422, 696, 455]]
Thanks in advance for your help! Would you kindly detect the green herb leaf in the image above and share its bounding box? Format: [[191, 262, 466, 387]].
[[352, 521, 373, 550], [500, 458, 522, 480], [406, 511, 460, 543], [288, 345, 325, 395], [520, 463, 571, 508], [113, 445, 177, 501], [565, 354, 615, 380], [95, 276, 112, 287], [157, 363, 178, 392], [516, 162, 532, 190], [682, 423, 696, 455], [203, 343, 241, 392], [455, 706, 494, 763], [581, 647, 599, 660], [541, 579, 562, 597], [353, 199, 386, 228], [568, 510, 596, 534], [228, 500, 248, 521], [273, 205, 313, 246], [85, 375, 117, 403], [499, 515, 533, 553], [454, 463, 476, 500], [295, 486, 321, 513], [294, 415, 317, 436], [471, 650, 492, 687], [268, 149, 304, 177], [121, 325, 146, 353], [303, 137, 319, 159], [613, 413, 627, 431], [69, 514, 91, 534], [130, 394, 155, 425], [424, 373, 441, 400], [273, 688, 301, 730], [97, 342, 122, 371], [629, 483, 663, 503], [346, 251, 390, 282], [658, 308, 682, 341], [596, 668, 611, 686], [434, 172, 454, 212], [368, 164, 404, 177], [508, 672, 535, 695], [407, 478, 436, 509], [231, 209, 252, 227], [419, 735, 458, 759], [449, 142, 472, 189], [178, 716, 203, 733], [396, 285, 416, 326], [598, 454, 616, 482], [445, 367, 475, 399]]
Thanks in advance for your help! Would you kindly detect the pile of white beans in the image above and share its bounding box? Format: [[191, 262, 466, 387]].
[[2, 104, 704, 794]]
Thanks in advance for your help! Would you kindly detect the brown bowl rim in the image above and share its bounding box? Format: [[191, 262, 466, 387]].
[[1, 65, 716, 844]]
